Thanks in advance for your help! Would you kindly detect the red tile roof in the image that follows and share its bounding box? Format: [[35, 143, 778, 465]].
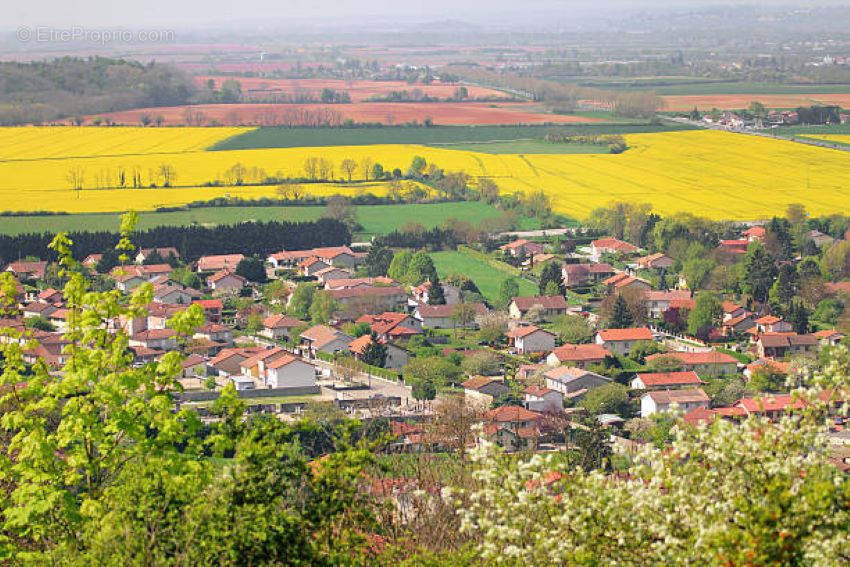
[[507, 325, 553, 339], [263, 314, 304, 329], [511, 295, 567, 311], [591, 237, 639, 254], [734, 395, 807, 414], [197, 254, 245, 271], [484, 405, 541, 423], [549, 343, 610, 362], [645, 351, 738, 365], [635, 371, 703, 387], [597, 327, 653, 342]]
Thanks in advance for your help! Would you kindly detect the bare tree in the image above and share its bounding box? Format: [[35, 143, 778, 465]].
[[303, 157, 319, 180], [158, 164, 177, 187], [340, 158, 357, 183], [318, 158, 334, 181], [66, 166, 85, 195], [427, 393, 485, 461], [359, 157, 374, 181]]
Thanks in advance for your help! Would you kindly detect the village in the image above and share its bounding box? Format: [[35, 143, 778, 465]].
[[4, 213, 850, 469]]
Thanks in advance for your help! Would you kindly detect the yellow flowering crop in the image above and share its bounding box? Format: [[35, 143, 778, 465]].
[[0, 128, 847, 220]]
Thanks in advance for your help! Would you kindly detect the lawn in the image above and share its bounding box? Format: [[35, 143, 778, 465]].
[[431, 249, 537, 303], [0, 201, 537, 239], [209, 123, 696, 151]]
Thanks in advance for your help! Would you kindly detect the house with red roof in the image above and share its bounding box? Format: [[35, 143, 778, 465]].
[[722, 313, 755, 336], [413, 302, 488, 329], [135, 247, 180, 264], [508, 295, 568, 321], [814, 329, 845, 346], [589, 237, 640, 260], [717, 239, 749, 255], [602, 273, 651, 295], [645, 290, 693, 319], [507, 325, 556, 355], [356, 312, 421, 341], [645, 351, 739, 377], [733, 394, 807, 420], [265, 354, 317, 389], [129, 328, 177, 351], [754, 315, 792, 334], [742, 226, 766, 242], [197, 254, 244, 273], [5, 260, 47, 281], [640, 388, 710, 417], [261, 314, 306, 341], [193, 299, 223, 323], [462, 376, 509, 405], [595, 327, 654, 356], [499, 239, 544, 258], [207, 270, 246, 295], [328, 286, 407, 317], [410, 279, 462, 305], [630, 371, 704, 390], [635, 252, 674, 270], [208, 347, 265, 376], [324, 276, 396, 291], [348, 333, 409, 369], [722, 301, 748, 321], [546, 343, 611, 368], [314, 266, 354, 285], [299, 325, 353, 358], [561, 262, 616, 287], [543, 366, 611, 399], [483, 405, 544, 452]]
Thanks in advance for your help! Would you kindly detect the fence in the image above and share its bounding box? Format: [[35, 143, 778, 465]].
[[176, 385, 321, 403]]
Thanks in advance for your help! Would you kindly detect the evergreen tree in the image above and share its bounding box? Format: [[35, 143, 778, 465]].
[[610, 294, 633, 329], [427, 273, 446, 305], [769, 263, 799, 311], [788, 299, 810, 334], [742, 242, 777, 303], [539, 261, 565, 296], [387, 250, 412, 281], [235, 256, 267, 283], [360, 333, 388, 368], [405, 251, 437, 286], [363, 246, 393, 277]]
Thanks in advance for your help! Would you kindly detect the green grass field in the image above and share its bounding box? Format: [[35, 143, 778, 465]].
[[431, 250, 537, 302], [0, 201, 541, 239], [210, 123, 696, 151], [774, 124, 850, 137], [554, 77, 850, 96]]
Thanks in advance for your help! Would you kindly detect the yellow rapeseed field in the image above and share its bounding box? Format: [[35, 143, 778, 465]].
[[0, 127, 848, 219]]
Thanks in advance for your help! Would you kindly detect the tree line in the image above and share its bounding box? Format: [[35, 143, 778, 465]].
[[0, 218, 350, 264]]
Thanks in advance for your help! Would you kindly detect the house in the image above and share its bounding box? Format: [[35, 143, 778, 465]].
[[356, 312, 421, 341], [181, 354, 207, 380], [324, 276, 397, 290], [410, 280, 462, 305], [231, 376, 256, 391], [595, 327, 654, 356], [483, 405, 543, 452], [722, 313, 755, 336], [508, 296, 568, 321], [193, 323, 233, 346], [193, 299, 223, 323], [136, 247, 180, 264], [754, 315, 793, 334], [756, 333, 818, 359], [260, 314, 305, 341], [523, 385, 564, 413], [630, 371, 703, 390], [640, 388, 710, 418], [808, 230, 835, 249], [152, 284, 200, 305], [635, 252, 674, 270], [208, 347, 265, 376], [239, 347, 290, 380], [207, 270, 246, 295], [732, 394, 807, 420], [499, 239, 544, 258], [722, 301, 748, 321], [413, 303, 488, 329], [589, 237, 640, 260], [717, 240, 749, 255], [113, 273, 148, 293], [82, 254, 103, 270], [742, 226, 766, 242], [328, 286, 407, 316], [299, 325, 353, 358], [645, 290, 693, 319], [5, 261, 47, 281], [23, 335, 70, 368], [645, 351, 739, 377], [265, 355, 317, 389], [348, 334, 409, 369], [23, 301, 57, 319], [543, 366, 611, 400], [47, 308, 70, 332], [37, 288, 63, 304], [197, 254, 244, 273], [602, 273, 651, 295], [128, 264, 173, 280], [546, 343, 611, 368], [744, 358, 790, 381], [561, 263, 616, 288], [461, 376, 509, 405], [506, 325, 556, 355], [814, 329, 845, 346], [314, 266, 354, 285], [299, 256, 331, 277], [129, 329, 177, 351], [311, 246, 359, 268]]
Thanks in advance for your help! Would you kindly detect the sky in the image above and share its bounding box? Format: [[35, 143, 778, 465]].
[[5, 0, 831, 30]]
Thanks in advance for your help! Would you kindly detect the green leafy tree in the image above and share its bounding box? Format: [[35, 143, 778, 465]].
[[551, 314, 592, 343], [579, 382, 630, 416], [235, 256, 267, 283], [360, 333, 388, 368], [288, 283, 315, 319], [405, 251, 437, 286], [309, 290, 338, 324], [539, 261, 565, 296], [687, 292, 723, 339], [387, 249, 413, 281], [499, 277, 520, 308]]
